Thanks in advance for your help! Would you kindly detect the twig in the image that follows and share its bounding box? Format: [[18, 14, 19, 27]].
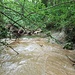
[[0, 41, 19, 55]]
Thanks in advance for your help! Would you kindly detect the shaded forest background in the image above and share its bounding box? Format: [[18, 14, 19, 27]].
[[0, 0, 75, 50]]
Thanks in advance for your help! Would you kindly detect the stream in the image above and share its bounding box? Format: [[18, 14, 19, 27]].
[[0, 37, 75, 75]]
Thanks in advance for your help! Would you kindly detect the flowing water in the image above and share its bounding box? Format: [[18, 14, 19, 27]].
[[0, 38, 75, 75]]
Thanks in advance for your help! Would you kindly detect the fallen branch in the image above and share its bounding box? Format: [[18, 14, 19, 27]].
[[0, 41, 19, 55]]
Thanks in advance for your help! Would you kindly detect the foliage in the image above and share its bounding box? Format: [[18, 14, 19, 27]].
[[45, 0, 75, 30], [0, 0, 75, 49], [0, 25, 8, 39], [63, 42, 73, 50]]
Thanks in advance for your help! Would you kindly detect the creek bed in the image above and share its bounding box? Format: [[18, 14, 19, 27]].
[[0, 38, 75, 75]]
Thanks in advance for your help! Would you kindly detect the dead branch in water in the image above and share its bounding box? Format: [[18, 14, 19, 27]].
[[0, 41, 19, 55]]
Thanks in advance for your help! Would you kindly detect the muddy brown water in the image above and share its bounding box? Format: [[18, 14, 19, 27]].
[[0, 38, 75, 75]]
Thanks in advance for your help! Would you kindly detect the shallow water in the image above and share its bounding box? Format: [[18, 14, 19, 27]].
[[0, 38, 75, 75]]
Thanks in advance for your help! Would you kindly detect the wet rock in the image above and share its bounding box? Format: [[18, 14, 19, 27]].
[[0, 38, 75, 75]]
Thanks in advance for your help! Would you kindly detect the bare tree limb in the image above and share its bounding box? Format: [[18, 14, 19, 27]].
[[0, 41, 19, 54], [0, 11, 25, 30]]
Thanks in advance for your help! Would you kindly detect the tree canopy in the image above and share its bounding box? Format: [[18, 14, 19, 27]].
[[0, 0, 75, 49]]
